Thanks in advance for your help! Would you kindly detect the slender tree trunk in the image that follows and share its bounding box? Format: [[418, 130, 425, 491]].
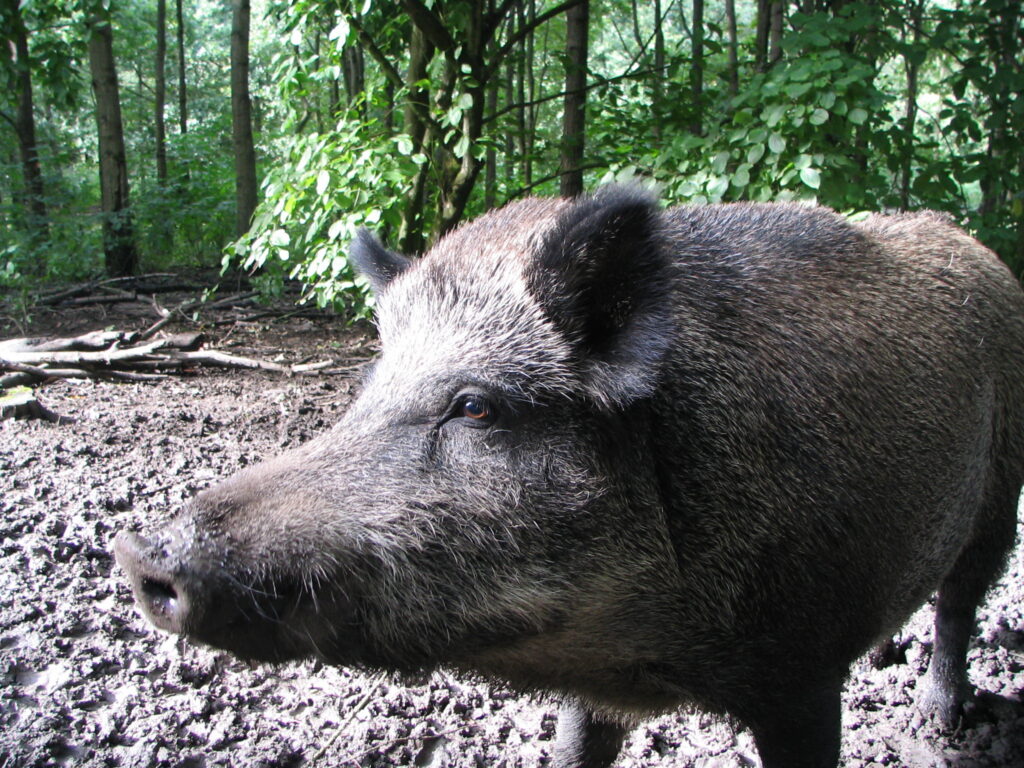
[[652, 0, 665, 141], [155, 0, 168, 184], [725, 0, 738, 96], [523, 0, 536, 187], [88, 14, 138, 277], [231, 0, 257, 237], [898, 0, 923, 210], [690, 0, 704, 135], [515, 0, 528, 186], [2, 0, 48, 247], [768, 1, 784, 66], [559, 0, 589, 197], [755, 0, 769, 71], [398, 24, 434, 254], [980, 0, 1019, 218], [438, 2, 486, 233], [342, 44, 365, 113], [504, 49, 516, 184], [176, 0, 187, 134], [630, 0, 643, 49], [484, 69, 499, 209]]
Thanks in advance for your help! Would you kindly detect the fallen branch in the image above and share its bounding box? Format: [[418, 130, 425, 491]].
[[35, 273, 199, 307], [0, 328, 340, 394], [139, 291, 258, 340], [0, 330, 130, 354]]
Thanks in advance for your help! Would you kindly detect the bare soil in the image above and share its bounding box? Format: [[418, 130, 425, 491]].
[[2, 295, 1024, 768]]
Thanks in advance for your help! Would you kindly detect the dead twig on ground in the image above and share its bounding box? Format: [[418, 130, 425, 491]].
[[36, 273, 199, 307], [309, 673, 387, 766], [139, 291, 259, 340], [0, 328, 337, 399]]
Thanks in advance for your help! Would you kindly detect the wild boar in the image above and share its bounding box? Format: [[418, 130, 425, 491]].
[[115, 186, 1024, 768]]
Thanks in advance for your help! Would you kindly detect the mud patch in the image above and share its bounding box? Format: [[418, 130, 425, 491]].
[[2, 310, 1024, 767]]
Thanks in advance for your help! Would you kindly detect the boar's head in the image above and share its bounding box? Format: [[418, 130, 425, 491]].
[[115, 187, 682, 702]]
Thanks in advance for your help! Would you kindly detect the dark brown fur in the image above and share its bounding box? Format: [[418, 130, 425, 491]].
[[116, 188, 1024, 768]]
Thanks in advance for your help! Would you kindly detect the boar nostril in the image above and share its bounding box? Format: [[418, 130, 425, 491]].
[[141, 576, 179, 620]]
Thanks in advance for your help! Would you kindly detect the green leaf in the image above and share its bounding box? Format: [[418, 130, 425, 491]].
[[328, 18, 349, 44], [800, 167, 821, 189], [764, 104, 786, 127], [809, 108, 829, 125], [785, 81, 813, 99], [707, 176, 730, 198], [316, 169, 331, 196], [270, 229, 291, 247], [848, 107, 868, 125], [747, 144, 766, 164], [769, 133, 786, 154], [328, 219, 347, 240]]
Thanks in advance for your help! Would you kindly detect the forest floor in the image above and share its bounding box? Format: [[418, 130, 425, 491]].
[[2, 289, 1024, 768]]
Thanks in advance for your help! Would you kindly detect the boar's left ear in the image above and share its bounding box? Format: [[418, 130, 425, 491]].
[[531, 185, 674, 408], [350, 228, 412, 294]]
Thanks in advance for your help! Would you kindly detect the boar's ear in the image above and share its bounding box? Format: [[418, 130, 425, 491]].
[[350, 228, 412, 294], [531, 186, 673, 408]]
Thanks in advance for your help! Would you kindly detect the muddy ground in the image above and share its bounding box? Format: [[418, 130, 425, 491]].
[[2, 293, 1024, 768]]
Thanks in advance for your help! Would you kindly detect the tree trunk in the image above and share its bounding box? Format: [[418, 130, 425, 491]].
[[231, 0, 257, 237], [398, 24, 434, 254], [342, 44, 365, 112], [2, 0, 48, 247], [769, 1, 784, 66], [898, 0, 923, 210], [438, 2, 486, 233], [725, 0, 738, 96], [176, 0, 187, 134], [504, 48, 516, 184], [155, 0, 168, 184], [980, 0, 1019, 218], [755, 0, 769, 71], [559, 0, 588, 197], [516, 0, 532, 187], [690, 0, 704, 135], [484, 71, 499, 209], [652, 0, 665, 140], [88, 14, 137, 277]]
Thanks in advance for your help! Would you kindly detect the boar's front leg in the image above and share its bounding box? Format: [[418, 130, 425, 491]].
[[552, 699, 627, 768], [745, 681, 842, 768]]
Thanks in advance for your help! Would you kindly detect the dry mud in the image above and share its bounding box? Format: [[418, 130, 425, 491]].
[[2, 307, 1024, 767]]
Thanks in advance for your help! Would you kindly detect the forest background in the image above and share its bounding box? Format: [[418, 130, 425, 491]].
[[1, 0, 1022, 318]]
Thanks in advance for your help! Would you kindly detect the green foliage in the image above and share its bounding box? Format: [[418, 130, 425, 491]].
[[600, 6, 893, 211], [2, 0, 1023, 305], [230, 118, 424, 315]]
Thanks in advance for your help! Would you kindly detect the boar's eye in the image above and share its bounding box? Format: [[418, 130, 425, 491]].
[[446, 390, 498, 428], [462, 395, 491, 421]]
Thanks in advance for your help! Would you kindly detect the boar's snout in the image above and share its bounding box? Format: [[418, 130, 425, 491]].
[[114, 530, 201, 636], [114, 526, 312, 662]]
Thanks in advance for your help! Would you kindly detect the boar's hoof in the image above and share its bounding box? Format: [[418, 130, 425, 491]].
[[917, 671, 969, 730], [552, 700, 627, 768]]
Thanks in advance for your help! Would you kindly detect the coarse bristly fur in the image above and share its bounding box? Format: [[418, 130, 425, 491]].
[[115, 185, 1024, 768]]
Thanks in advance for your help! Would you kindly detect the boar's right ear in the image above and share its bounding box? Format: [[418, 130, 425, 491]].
[[349, 229, 412, 294], [531, 186, 673, 408]]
